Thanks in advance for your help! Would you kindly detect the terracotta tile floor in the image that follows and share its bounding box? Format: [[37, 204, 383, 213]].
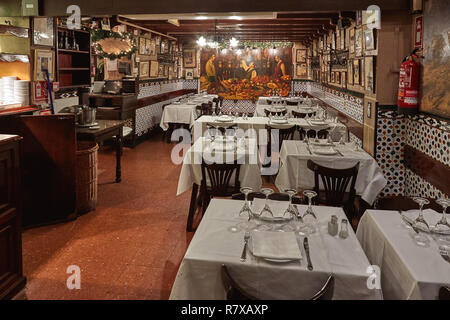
[[16, 131, 276, 300]]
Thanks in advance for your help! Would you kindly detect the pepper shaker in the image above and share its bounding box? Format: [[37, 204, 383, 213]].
[[339, 219, 349, 239], [328, 215, 338, 236]]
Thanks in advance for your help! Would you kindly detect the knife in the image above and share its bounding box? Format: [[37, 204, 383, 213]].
[[303, 237, 313, 271]]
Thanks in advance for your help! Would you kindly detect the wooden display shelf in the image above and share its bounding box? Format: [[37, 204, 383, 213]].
[[57, 49, 90, 54]]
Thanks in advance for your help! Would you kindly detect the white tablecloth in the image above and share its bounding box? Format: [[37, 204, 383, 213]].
[[160, 95, 216, 131], [170, 199, 382, 300], [193, 116, 348, 143], [254, 103, 321, 117], [176, 137, 262, 195], [356, 209, 450, 299], [275, 141, 386, 205]]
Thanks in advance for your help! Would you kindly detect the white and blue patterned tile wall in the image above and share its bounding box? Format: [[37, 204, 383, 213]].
[[376, 109, 449, 198]]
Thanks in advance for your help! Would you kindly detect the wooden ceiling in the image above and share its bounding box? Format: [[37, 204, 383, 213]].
[[120, 12, 356, 44]]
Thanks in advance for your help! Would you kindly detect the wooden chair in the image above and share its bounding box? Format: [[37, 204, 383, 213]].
[[218, 96, 224, 112], [439, 286, 450, 300], [286, 100, 298, 106], [375, 196, 442, 212], [197, 102, 213, 116], [200, 160, 241, 213], [307, 160, 359, 220], [206, 122, 237, 136], [263, 124, 296, 169], [306, 128, 329, 139], [292, 110, 316, 118], [221, 264, 334, 300], [264, 108, 287, 117]]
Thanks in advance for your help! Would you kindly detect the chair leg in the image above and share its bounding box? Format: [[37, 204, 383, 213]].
[[186, 183, 199, 232]]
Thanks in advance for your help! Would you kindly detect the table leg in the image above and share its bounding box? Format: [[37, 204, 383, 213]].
[[186, 183, 199, 232], [115, 132, 122, 183]]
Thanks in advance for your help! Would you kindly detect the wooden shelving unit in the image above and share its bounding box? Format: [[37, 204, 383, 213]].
[[56, 27, 91, 89]]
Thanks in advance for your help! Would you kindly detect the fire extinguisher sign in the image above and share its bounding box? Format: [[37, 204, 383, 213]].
[[415, 16, 423, 49]]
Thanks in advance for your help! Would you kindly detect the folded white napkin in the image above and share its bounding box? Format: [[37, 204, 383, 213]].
[[250, 231, 302, 260], [251, 198, 290, 218], [402, 209, 443, 226]]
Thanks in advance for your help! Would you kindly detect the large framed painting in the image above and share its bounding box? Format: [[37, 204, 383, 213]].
[[296, 49, 306, 63], [34, 49, 54, 81], [296, 63, 307, 78], [32, 17, 54, 47], [420, 0, 450, 118], [183, 49, 196, 68]]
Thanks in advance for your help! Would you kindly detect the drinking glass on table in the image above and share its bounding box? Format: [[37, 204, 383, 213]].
[[294, 190, 317, 236], [303, 190, 318, 220], [412, 197, 430, 231], [435, 198, 450, 233], [237, 187, 257, 230], [259, 188, 274, 218]]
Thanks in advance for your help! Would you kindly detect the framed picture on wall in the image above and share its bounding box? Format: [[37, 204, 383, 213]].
[[336, 31, 341, 50], [296, 49, 306, 63], [336, 71, 341, 84], [355, 28, 363, 56], [296, 63, 308, 77], [340, 29, 345, 50], [185, 68, 194, 79], [183, 49, 196, 68], [150, 60, 159, 77], [34, 49, 54, 81], [139, 61, 149, 78], [331, 71, 335, 83], [353, 59, 360, 84], [364, 29, 375, 51], [349, 28, 355, 54], [139, 37, 147, 55], [360, 58, 365, 87], [348, 60, 353, 85], [342, 72, 347, 89], [365, 56, 374, 92], [32, 17, 54, 47]]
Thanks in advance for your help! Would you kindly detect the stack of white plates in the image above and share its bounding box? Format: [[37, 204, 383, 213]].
[[14, 80, 30, 105], [1, 76, 17, 105]]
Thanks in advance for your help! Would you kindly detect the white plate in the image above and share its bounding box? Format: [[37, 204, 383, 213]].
[[215, 116, 234, 122], [309, 120, 327, 125], [312, 147, 338, 155], [270, 119, 288, 124]]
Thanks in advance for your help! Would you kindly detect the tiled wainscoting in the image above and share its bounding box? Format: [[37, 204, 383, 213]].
[[376, 109, 449, 198], [136, 79, 199, 136]]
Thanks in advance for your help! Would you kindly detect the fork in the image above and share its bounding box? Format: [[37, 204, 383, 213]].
[[240, 231, 250, 262]]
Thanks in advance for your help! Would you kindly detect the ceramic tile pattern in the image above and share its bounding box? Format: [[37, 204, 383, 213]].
[[376, 109, 449, 198]]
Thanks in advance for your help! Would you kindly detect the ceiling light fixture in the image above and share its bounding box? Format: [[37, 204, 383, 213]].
[[229, 15, 242, 20], [195, 16, 208, 20], [196, 36, 206, 46], [230, 37, 239, 47]]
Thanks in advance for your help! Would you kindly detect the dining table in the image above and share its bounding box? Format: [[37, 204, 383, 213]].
[[169, 198, 383, 300], [356, 209, 450, 299], [192, 116, 349, 144], [159, 94, 217, 131], [275, 140, 387, 206]]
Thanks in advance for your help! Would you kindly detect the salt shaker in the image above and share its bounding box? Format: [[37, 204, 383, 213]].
[[339, 219, 349, 239], [328, 215, 339, 236]]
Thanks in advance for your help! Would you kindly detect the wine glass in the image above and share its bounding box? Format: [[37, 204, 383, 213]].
[[283, 189, 300, 219], [435, 198, 450, 232], [412, 197, 430, 231], [259, 188, 274, 218], [303, 190, 318, 220], [237, 187, 257, 230]]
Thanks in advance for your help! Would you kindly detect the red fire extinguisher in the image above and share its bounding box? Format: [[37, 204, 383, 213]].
[[397, 48, 420, 115]]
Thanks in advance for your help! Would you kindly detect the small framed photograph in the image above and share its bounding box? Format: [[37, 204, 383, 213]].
[[349, 28, 355, 54], [336, 30, 341, 50], [331, 71, 335, 83], [353, 59, 360, 84], [32, 17, 54, 47], [139, 61, 149, 78], [355, 28, 363, 56], [340, 29, 345, 50], [185, 68, 194, 79], [183, 49, 196, 68], [139, 37, 147, 55], [34, 49, 54, 81], [101, 18, 110, 31], [364, 29, 375, 51], [367, 101, 372, 119], [296, 49, 307, 63], [150, 60, 159, 77], [365, 56, 374, 92], [296, 63, 308, 77], [336, 71, 341, 85], [348, 60, 354, 85], [341, 72, 347, 89], [360, 58, 365, 87]]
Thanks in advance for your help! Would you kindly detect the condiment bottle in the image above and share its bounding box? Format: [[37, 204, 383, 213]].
[[328, 215, 338, 236]]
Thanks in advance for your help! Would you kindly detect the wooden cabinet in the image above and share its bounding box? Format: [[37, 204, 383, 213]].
[[0, 135, 26, 300]]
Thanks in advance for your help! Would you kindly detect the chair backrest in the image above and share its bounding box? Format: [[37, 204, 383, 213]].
[[200, 102, 212, 116], [292, 110, 307, 118], [222, 264, 333, 300], [306, 128, 329, 139], [265, 108, 287, 117], [221, 265, 257, 300], [307, 160, 359, 207], [310, 275, 335, 300], [266, 124, 296, 147], [206, 122, 237, 136], [286, 100, 298, 106], [439, 286, 450, 300], [201, 160, 241, 197]]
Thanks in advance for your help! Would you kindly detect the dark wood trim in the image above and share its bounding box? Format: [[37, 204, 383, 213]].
[[404, 144, 450, 196], [137, 89, 196, 108]]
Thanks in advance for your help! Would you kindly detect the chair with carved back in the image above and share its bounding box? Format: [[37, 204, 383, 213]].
[[292, 110, 316, 119], [206, 122, 237, 136], [307, 160, 359, 220], [263, 124, 296, 169], [264, 108, 287, 117], [286, 100, 298, 106], [306, 128, 330, 139], [221, 264, 335, 300], [200, 159, 241, 214], [439, 286, 450, 300], [218, 96, 224, 112], [197, 102, 213, 116]]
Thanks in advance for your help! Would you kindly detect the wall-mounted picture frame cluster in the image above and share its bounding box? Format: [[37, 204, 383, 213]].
[[296, 49, 306, 63], [139, 61, 149, 78], [34, 49, 54, 81], [183, 49, 196, 68], [139, 37, 156, 56]]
